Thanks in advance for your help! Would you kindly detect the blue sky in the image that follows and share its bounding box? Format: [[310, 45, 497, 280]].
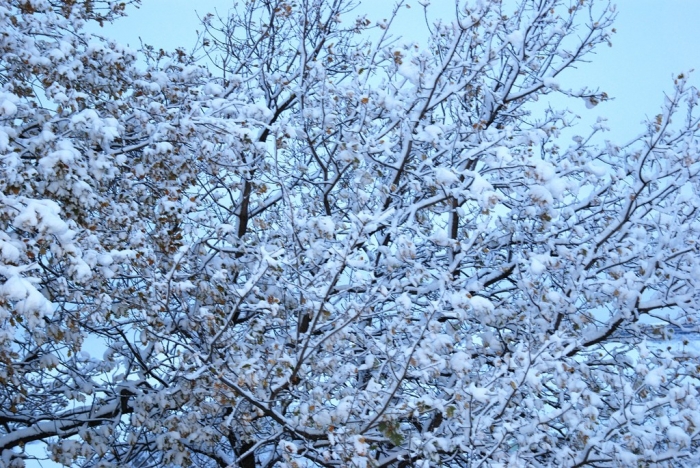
[[99, 0, 700, 143]]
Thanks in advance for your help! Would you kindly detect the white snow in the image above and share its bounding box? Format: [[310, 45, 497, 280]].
[[12, 199, 70, 238], [584, 96, 599, 109], [666, 426, 690, 447], [507, 30, 525, 47], [450, 351, 471, 372], [316, 217, 335, 236], [644, 367, 665, 388], [469, 296, 494, 313], [0, 98, 18, 117], [467, 383, 491, 403], [528, 185, 554, 206], [435, 167, 459, 185], [418, 124, 444, 143], [202, 83, 224, 96], [530, 257, 546, 276], [396, 293, 412, 311], [1, 275, 52, 326], [398, 62, 421, 85], [0, 239, 20, 263], [543, 77, 560, 90]]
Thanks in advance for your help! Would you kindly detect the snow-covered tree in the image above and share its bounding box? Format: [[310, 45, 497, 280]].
[[2, 0, 700, 466]]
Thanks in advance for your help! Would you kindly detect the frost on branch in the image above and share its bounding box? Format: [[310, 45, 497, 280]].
[[1, 0, 700, 467]]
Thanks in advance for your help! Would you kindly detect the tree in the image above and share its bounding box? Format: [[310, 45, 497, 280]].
[[1, 0, 699, 466]]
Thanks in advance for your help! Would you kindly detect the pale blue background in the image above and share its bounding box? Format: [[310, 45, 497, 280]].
[[99, 0, 700, 142]]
